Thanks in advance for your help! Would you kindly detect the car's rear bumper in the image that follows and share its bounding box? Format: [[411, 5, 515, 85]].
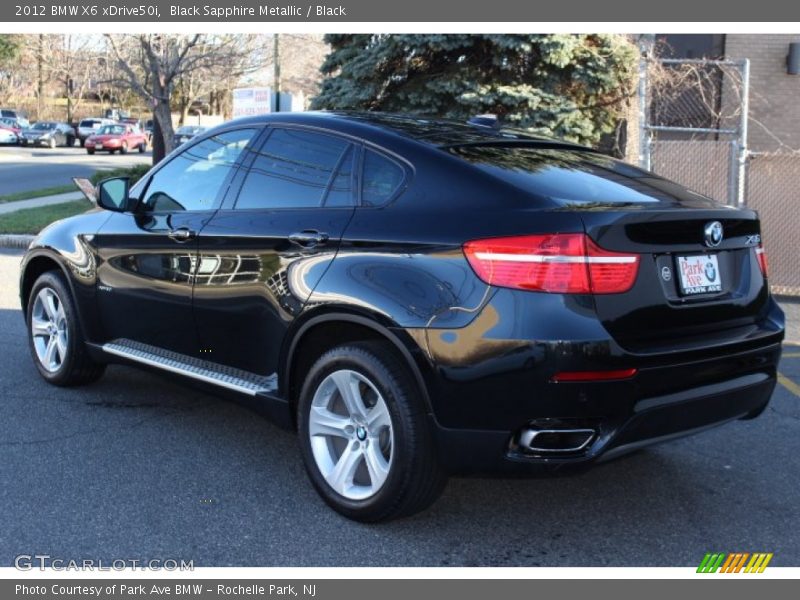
[[433, 349, 778, 475], [421, 293, 784, 475]]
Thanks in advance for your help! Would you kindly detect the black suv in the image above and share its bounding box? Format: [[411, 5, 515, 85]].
[[20, 112, 785, 521]]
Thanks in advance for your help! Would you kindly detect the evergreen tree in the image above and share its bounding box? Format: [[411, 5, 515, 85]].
[[311, 34, 637, 146]]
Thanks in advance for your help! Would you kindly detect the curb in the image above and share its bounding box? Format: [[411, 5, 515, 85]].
[[0, 234, 35, 249]]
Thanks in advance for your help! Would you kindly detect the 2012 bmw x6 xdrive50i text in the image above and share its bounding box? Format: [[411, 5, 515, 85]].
[[20, 113, 785, 521]]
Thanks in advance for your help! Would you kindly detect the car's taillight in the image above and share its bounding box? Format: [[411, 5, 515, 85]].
[[755, 244, 768, 278], [462, 233, 639, 294]]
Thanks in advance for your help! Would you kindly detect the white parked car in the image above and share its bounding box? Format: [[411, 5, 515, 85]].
[[0, 127, 17, 145]]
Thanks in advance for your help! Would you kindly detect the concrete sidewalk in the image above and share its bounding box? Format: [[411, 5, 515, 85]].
[[0, 191, 84, 215]]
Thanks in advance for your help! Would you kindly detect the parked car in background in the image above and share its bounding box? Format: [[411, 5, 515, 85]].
[[0, 116, 23, 141], [1, 116, 29, 133], [18, 122, 75, 148], [77, 118, 114, 147], [0, 126, 18, 145], [85, 123, 148, 154], [0, 108, 27, 122], [173, 125, 206, 147], [143, 119, 154, 144]]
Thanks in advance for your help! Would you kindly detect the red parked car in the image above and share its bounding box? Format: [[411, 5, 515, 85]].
[[85, 124, 148, 155]]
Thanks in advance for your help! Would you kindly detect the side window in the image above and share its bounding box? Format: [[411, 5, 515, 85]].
[[141, 128, 257, 212], [235, 128, 351, 209], [361, 150, 405, 206]]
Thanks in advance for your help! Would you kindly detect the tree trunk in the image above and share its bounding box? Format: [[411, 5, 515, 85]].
[[152, 101, 175, 164], [152, 113, 164, 165]]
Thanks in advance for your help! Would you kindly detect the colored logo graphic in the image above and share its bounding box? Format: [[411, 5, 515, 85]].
[[697, 552, 773, 573]]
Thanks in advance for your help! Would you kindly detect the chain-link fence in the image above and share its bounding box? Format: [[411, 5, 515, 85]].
[[746, 152, 800, 296], [642, 57, 747, 207], [650, 140, 736, 204], [641, 55, 799, 297]]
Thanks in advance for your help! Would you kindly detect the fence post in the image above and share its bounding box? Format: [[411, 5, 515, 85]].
[[727, 140, 739, 206], [736, 59, 750, 206], [638, 56, 651, 170]]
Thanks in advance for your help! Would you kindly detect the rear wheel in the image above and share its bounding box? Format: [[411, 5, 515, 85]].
[[26, 271, 105, 386], [120, 142, 128, 154], [297, 341, 446, 522], [138, 141, 147, 153]]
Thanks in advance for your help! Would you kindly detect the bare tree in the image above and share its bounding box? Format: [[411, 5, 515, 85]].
[[104, 34, 268, 163], [47, 35, 102, 124]]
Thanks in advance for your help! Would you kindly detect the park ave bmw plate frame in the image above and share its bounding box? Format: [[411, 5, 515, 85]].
[[677, 254, 723, 296]]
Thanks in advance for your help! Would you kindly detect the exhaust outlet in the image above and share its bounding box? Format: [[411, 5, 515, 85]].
[[518, 428, 595, 454]]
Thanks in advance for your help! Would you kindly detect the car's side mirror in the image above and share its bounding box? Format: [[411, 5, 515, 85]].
[[74, 176, 132, 212]]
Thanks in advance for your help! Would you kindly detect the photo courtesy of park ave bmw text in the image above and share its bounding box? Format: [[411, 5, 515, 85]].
[[0, 0, 799, 595]]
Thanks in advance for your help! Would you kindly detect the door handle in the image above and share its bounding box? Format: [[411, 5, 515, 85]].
[[168, 228, 196, 243], [288, 230, 329, 248]]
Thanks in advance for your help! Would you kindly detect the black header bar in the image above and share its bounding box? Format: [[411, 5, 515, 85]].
[[3, 0, 800, 22]]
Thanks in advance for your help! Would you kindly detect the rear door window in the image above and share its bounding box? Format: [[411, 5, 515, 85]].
[[234, 128, 353, 209], [361, 150, 405, 206]]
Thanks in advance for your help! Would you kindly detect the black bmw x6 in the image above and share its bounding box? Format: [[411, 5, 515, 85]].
[[20, 112, 785, 521]]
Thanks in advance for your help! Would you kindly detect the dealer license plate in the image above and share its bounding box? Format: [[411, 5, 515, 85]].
[[677, 254, 722, 295]]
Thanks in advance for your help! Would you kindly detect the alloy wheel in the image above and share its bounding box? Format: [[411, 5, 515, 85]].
[[30, 287, 68, 372], [308, 369, 394, 500]]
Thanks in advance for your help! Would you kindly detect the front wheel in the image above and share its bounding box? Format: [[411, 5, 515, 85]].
[[26, 271, 105, 386], [297, 341, 447, 522]]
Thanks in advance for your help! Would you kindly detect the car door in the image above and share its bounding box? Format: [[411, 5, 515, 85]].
[[192, 126, 358, 377], [93, 127, 261, 357]]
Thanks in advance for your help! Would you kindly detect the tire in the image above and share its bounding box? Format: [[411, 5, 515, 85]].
[[86, 148, 95, 155], [138, 141, 147, 153], [297, 341, 447, 522], [26, 270, 106, 387], [120, 142, 128, 155]]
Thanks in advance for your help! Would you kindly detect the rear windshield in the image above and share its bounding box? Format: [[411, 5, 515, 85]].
[[98, 125, 126, 135], [447, 146, 670, 206], [80, 119, 101, 127]]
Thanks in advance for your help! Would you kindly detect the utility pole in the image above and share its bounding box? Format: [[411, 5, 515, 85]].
[[273, 34, 281, 112], [36, 34, 44, 120]]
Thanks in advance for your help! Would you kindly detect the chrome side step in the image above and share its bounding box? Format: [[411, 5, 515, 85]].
[[102, 339, 277, 396]]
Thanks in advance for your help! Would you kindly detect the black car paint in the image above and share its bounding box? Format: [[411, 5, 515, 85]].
[[20, 112, 785, 474]]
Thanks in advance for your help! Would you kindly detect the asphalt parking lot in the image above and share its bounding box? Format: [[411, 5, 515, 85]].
[[0, 247, 798, 567], [0, 145, 150, 195]]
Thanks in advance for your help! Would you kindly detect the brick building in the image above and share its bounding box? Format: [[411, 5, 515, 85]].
[[658, 34, 800, 152]]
